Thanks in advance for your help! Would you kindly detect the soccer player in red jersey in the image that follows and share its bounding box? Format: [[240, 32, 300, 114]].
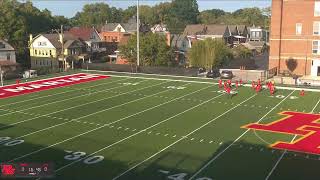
[[300, 90, 305, 96], [257, 79, 261, 86], [235, 80, 239, 89], [218, 79, 222, 88], [251, 81, 255, 90], [270, 86, 275, 95], [239, 79, 243, 86], [227, 79, 231, 86], [226, 86, 231, 98]]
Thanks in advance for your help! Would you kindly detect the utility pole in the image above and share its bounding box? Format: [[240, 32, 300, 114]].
[[60, 25, 66, 71], [0, 65, 3, 87], [136, 0, 140, 68]]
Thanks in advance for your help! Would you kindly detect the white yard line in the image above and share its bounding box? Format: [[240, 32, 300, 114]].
[[0, 78, 129, 117], [10, 84, 211, 163], [0, 79, 152, 129], [264, 97, 320, 180], [188, 90, 295, 180], [84, 70, 320, 92], [111, 94, 257, 180], [44, 86, 223, 173], [0, 77, 127, 108]]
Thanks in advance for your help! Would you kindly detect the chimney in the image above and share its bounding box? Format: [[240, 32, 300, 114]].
[[166, 32, 171, 47], [29, 34, 33, 42], [59, 34, 63, 44]]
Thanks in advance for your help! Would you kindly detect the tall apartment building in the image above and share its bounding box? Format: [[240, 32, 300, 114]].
[[270, 0, 320, 77]]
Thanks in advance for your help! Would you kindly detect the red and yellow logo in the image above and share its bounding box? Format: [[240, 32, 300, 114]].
[[243, 111, 320, 155]]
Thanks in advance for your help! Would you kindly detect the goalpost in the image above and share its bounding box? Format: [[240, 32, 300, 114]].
[[0, 65, 3, 87]]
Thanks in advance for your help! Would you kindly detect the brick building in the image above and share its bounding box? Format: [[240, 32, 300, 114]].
[[270, 0, 320, 77]]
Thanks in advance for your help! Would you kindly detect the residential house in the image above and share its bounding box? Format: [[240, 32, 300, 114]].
[[0, 39, 18, 72], [66, 27, 106, 53], [269, 0, 320, 76], [151, 24, 171, 46], [171, 34, 190, 65], [228, 25, 249, 44], [248, 26, 269, 42], [100, 16, 149, 64], [29, 33, 87, 69], [100, 16, 149, 43], [183, 24, 249, 47]]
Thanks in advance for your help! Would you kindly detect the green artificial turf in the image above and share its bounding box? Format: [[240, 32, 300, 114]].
[[0, 71, 319, 180]]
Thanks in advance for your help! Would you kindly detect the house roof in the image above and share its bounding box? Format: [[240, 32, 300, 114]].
[[205, 25, 229, 36], [236, 25, 247, 34], [0, 40, 14, 51], [41, 34, 79, 49], [227, 25, 238, 35], [101, 23, 119, 32], [183, 24, 206, 35], [66, 27, 100, 41]]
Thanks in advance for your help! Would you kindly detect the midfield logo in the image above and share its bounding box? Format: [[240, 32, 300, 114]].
[[243, 111, 320, 155]]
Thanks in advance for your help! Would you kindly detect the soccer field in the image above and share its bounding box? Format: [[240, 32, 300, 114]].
[[0, 71, 320, 180]]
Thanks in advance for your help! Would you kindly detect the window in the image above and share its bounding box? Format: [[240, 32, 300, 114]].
[[35, 49, 37, 55], [313, 40, 320, 54], [49, 50, 52, 56], [6, 53, 10, 60], [315, 1, 320, 16], [314, 22, 320, 35], [38, 42, 47, 46], [296, 23, 302, 35]]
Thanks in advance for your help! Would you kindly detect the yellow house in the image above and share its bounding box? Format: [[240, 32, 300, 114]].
[[29, 33, 87, 69]]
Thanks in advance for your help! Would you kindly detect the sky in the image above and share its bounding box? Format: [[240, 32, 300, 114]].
[[26, 0, 271, 18]]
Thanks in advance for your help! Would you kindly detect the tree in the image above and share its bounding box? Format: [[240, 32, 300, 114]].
[[188, 39, 232, 70], [167, 0, 199, 34], [232, 45, 253, 59], [0, 0, 70, 68], [71, 3, 118, 26], [286, 58, 298, 73], [153, 2, 171, 24], [119, 33, 174, 66], [198, 9, 226, 24]]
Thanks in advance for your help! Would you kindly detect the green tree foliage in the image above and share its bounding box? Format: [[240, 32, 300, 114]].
[[232, 45, 253, 59], [167, 0, 199, 34], [0, 0, 69, 67], [188, 39, 232, 69], [119, 33, 174, 66], [71, 3, 120, 26], [198, 7, 270, 28], [198, 9, 226, 24]]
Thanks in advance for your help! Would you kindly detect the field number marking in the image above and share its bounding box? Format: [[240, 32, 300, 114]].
[[159, 170, 212, 180], [269, 95, 298, 100], [64, 151, 104, 165], [119, 82, 139, 86], [166, 86, 186, 90], [0, 137, 24, 146]]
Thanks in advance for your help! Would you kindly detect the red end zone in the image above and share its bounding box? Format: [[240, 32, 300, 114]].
[[0, 73, 109, 99]]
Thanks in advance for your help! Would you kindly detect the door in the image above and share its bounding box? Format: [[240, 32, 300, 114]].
[[318, 66, 320, 76]]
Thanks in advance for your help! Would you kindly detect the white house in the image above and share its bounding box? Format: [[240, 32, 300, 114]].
[[0, 39, 18, 72]]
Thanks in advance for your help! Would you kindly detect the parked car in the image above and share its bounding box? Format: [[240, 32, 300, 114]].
[[220, 70, 233, 79], [197, 68, 207, 77], [206, 69, 220, 78]]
